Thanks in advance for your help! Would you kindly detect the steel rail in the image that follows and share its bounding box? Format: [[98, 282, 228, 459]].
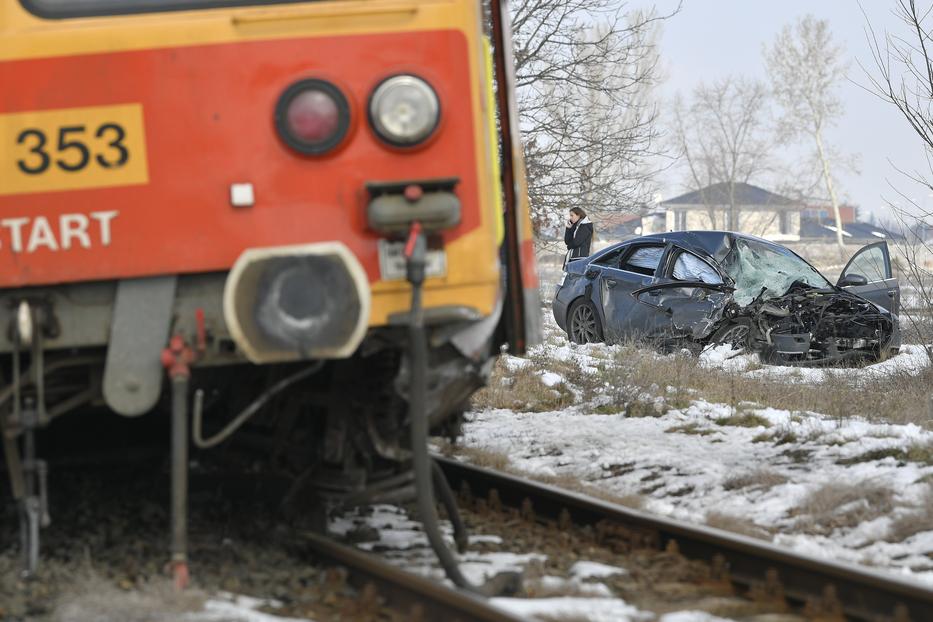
[[296, 530, 525, 622], [435, 454, 933, 622]]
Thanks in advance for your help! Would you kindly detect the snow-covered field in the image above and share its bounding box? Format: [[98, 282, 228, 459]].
[[458, 307, 933, 586]]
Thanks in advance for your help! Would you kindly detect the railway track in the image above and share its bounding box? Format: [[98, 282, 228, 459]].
[[435, 454, 933, 622], [297, 531, 523, 622]]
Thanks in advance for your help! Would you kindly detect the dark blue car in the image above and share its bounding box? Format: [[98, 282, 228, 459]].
[[552, 231, 900, 365]]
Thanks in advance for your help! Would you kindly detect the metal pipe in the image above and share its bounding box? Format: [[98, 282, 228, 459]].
[[170, 374, 189, 589], [191, 363, 322, 450]]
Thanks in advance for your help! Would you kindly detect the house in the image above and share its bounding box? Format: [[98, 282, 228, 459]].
[[599, 212, 643, 238], [654, 182, 802, 241], [799, 220, 906, 243], [802, 202, 857, 225]]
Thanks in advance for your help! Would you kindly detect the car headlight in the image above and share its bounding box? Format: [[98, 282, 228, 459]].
[[369, 75, 440, 146]]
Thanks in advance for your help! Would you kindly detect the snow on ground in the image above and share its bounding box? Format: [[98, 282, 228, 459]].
[[699, 342, 930, 384], [460, 306, 933, 587], [460, 404, 933, 583], [188, 594, 312, 622]]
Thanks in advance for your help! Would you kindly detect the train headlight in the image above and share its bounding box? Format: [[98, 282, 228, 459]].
[[369, 75, 440, 146], [275, 79, 350, 155]]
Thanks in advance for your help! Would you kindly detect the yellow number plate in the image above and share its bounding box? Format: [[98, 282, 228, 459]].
[[0, 104, 148, 197]]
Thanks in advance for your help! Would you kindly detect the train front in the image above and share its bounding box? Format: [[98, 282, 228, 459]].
[[0, 0, 538, 587]]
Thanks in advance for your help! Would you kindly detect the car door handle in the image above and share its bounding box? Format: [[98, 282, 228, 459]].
[[887, 290, 896, 298], [606, 280, 617, 289]]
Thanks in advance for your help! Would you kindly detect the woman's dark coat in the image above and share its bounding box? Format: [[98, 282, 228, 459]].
[[564, 218, 593, 261]]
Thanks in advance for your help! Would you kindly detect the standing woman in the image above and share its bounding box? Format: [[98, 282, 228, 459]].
[[564, 207, 593, 267]]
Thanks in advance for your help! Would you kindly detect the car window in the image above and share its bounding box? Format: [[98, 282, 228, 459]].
[[621, 245, 664, 276], [843, 245, 889, 282], [671, 251, 722, 285], [591, 248, 625, 267]]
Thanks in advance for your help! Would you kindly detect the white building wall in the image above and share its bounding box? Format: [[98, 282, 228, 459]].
[[662, 204, 800, 241]]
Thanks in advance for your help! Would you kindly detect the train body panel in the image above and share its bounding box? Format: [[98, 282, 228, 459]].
[[1, 0, 502, 330]]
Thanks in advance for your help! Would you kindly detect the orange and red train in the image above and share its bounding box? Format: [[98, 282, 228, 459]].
[[0, 0, 539, 584]]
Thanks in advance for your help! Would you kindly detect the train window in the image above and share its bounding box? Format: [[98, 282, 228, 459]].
[[21, 0, 313, 19]]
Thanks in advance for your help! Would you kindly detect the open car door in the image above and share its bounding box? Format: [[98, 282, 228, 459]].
[[837, 241, 899, 314]]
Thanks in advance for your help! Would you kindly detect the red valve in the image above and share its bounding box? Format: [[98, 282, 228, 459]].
[[161, 334, 195, 380], [404, 221, 423, 259]]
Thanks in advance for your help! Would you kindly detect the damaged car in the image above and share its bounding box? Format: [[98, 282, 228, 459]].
[[552, 231, 900, 365]]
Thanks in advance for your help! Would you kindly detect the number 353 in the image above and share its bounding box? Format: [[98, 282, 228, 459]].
[[17, 123, 129, 174], [1, 103, 149, 197]]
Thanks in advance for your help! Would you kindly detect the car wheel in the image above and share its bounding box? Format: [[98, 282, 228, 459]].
[[710, 319, 751, 350], [567, 299, 603, 344]]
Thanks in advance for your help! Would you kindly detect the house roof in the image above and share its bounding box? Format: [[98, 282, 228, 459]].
[[800, 220, 906, 242], [662, 182, 796, 207]]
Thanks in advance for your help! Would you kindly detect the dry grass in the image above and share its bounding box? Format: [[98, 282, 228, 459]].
[[471, 356, 577, 412], [705, 511, 771, 540], [837, 440, 933, 466], [475, 339, 933, 428], [790, 481, 895, 535], [714, 412, 771, 428], [665, 422, 715, 436], [597, 345, 933, 429], [436, 442, 643, 509], [51, 572, 205, 622], [887, 485, 933, 542], [441, 444, 510, 471], [722, 469, 789, 491]]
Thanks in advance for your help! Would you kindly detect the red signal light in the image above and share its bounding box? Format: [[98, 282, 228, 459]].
[[286, 90, 339, 144], [275, 79, 350, 155]]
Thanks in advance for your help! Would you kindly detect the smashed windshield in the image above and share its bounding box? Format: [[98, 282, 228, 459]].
[[722, 237, 831, 306]]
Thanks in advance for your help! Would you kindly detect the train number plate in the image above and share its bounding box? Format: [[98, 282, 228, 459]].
[[378, 239, 446, 281], [0, 104, 149, 197]]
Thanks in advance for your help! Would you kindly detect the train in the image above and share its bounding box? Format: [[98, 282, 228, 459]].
[[0, 0, 540, 590]]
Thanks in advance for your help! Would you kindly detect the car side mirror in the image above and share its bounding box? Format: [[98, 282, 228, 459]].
[[838, 273, 868, 287], [584, 268, 600, 280]]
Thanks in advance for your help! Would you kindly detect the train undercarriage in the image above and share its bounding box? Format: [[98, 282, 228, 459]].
[[0, 230, 504, 594]]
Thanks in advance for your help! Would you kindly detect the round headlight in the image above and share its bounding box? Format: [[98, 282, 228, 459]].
[[369, 75, 440, 146], [275, 79, 350, 155]]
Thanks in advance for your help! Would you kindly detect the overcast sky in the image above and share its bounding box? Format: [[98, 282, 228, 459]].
[[649, 0, 930, 221]]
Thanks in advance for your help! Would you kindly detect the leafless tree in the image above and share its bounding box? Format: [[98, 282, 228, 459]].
[[510, 1, 675, 236], [864, 0, 933, 358], [668, 77, 776, 230], [765, 15, 849, 251]]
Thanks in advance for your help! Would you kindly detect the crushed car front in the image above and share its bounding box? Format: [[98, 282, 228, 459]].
[[714, 235, 897, 365]]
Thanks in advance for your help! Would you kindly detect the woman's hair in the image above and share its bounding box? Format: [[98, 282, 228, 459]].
[[569, 207, 587, 219]]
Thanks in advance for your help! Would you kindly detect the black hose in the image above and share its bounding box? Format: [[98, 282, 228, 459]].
[[405, 229, 519, 597], [432, 458, 469, 553], [407, 270, 474, 589]]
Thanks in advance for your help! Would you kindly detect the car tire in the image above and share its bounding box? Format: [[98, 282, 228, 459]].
[[709, 319, 751, 350], [567, 298, 603, 344]]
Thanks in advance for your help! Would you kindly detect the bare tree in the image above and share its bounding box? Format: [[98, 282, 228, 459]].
[[668, 76, 775, 230], [864, 0, 933, 358], [765, 15, 849, 251], [510, 1, 675, 235]]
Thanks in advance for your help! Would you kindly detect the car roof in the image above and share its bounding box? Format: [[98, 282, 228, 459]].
[[631, 230, 782, 262]]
